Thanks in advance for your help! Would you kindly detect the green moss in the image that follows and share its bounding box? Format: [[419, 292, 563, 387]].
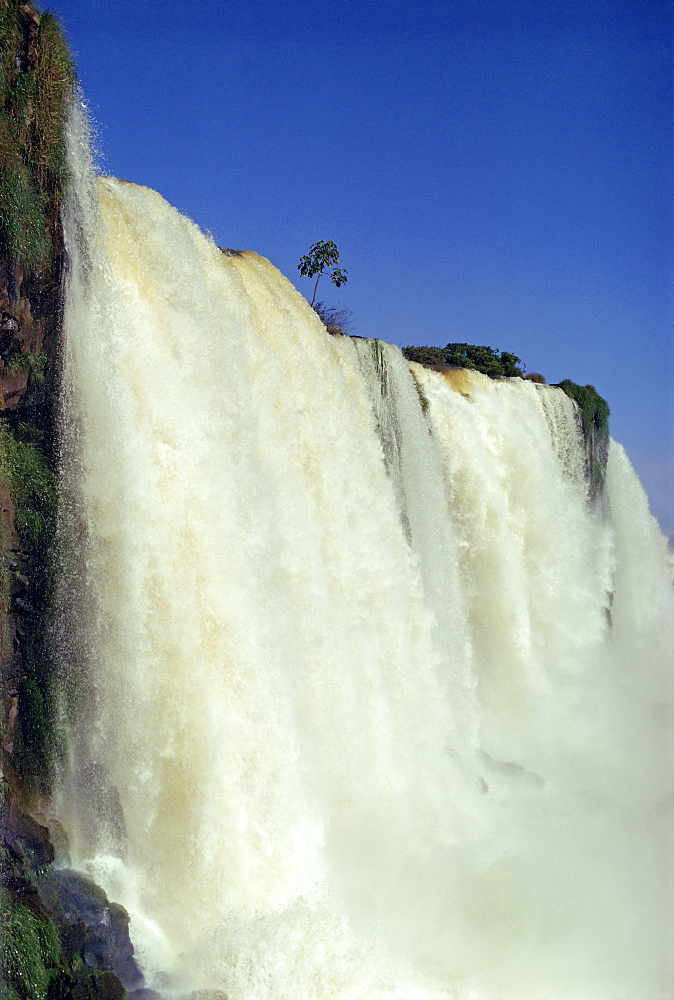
[[15, 420, 44, 444], [0, 2, 67, 784], [0, 2, 75, 270], [0, 421, 56, 548], [0, 156, 52, 268], [558, 380, 610, 437], [4, 350, 48, 386], [0, 887, 61, 1000], [0, 10, 22, 101], [0, 782, 11, 810], [0, 980, 22, 1000], [0, 419, 60, 786], [16, 675, 58, 777]]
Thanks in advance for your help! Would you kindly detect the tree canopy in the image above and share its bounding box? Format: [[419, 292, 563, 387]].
[[298, 241, 348, 306], [402, 343, 525, 378]]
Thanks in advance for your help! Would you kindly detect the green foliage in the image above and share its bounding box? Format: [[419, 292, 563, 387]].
[[558, 380, 610, 499], [0, 420, 56, 549], [402, 342, 526, 378], [312, 301, 353, 335], [0, 157, 51, 268], [0, 886, 61, 1000], [0, 2, 75, 270], [4, 349, 47, 386], [0, 0, 69, 804], [298, 240, 348, 306], [524, 372, 546, 383], [0, 419, 59, 787], [558, 380, 610, 436], [0, 977, 21, 1000], [399, 345, 446, 367], [16, 673, 60, 779]]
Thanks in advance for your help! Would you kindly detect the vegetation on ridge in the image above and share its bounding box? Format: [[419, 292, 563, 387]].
[[557, 380, 610, 498], [400, 341, 611, 496], [312, 300, 353, 335], [402, 342, 526, 378], [557, 379, 610, 435], [0, 0, 75, 269]]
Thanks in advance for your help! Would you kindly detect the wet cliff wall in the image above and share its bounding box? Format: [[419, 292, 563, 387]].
[[0, 8, 145, 998], [1, 0, 72, 807]]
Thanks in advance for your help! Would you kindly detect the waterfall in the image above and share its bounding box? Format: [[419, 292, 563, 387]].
[[55, 118, 674, 1000]]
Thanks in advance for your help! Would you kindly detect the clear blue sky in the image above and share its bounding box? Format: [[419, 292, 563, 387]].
[[46, 0, 673, 533]]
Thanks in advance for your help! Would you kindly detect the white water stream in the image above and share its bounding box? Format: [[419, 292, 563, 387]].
[[55, 110, 674, 999]]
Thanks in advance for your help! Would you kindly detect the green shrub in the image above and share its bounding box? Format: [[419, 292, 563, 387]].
[[3, 350, 48, 386], [0, 421, 56, 549], [401, 345, 447, 367], [558, 380, 610, 436], [0, 3, 72, 799], [402, 342, 525, 378], [558, 380, 610, 499], [313, 301, 353, 335]]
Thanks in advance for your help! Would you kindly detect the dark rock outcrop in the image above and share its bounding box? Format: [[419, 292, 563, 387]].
[[1, 782, 148, 997], [37, 870, 146, 992]]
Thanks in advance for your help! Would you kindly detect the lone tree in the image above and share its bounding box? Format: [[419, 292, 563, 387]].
[[298, 241, 348, 306]]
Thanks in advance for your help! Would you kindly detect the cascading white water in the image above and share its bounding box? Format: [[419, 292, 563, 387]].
[[56, 116, 674, 999]]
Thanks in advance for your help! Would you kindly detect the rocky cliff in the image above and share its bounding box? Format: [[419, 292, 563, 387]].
[[0, 5, 149, 997]]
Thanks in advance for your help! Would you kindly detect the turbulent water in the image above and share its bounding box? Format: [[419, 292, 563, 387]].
[[55, 109, 674, 999]]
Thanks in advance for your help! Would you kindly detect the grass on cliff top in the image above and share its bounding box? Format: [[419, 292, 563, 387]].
[[0, 2, 75, 270]]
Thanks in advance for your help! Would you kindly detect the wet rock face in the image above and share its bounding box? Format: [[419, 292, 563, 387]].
[[0, 0, 74, 786], [36, 869, 146, 992], [0, 786, 146, 998], [0, 859, 145, 997], [0, 261, 56, 359], [0, 796, 142, 1000], [2, 795, 55, 868], [0, 6, 155, 998]]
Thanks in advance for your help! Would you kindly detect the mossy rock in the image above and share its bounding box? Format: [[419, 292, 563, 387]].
[[0, 420, 57, 547], [0, 414, 60, 787], [64, 968, 127, 1000], [0, 885, 61, 1000]]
